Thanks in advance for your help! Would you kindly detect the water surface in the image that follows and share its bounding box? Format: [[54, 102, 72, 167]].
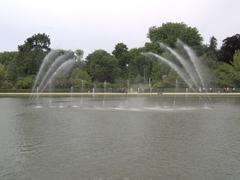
[[0, 96, 240, 180]]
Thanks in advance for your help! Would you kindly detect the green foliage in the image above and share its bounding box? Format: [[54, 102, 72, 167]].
[[215, 50, 240, 87], [0, 52, 18, 83], [86, 50, 120, 83], [128, 48, 141, 59], [7, 60, 18, 82], [16, 33, 50, 76], [232, 50, 240, 86], [148, 22, 203, 48], [70, 68, 91, 88], [0, 63, 7, 87], [152, 82, 162, 89], [161, 70, 178, 88], [216, 63, 235, 87], [0, 51, 17, 66], [1, 23, 240, 91], [16, 76, 34, 89], [54, 77, 72, 89], [233, 50, 240, 70], [112, 43, 128, 59], [112, 43, 131, 78], [127, 54, 153, 83], [220, 34, 240, 63], [150, 61, 170, 84], [17, 49, 46, 75], [150, 61, 162, 83], [0, 63, 7, 78], [1, 81, 14, 89], [143, 42, 163, 54], [209, 36, 217, 51], [75, 49, 84, 61], [18, 33, 50, 52]]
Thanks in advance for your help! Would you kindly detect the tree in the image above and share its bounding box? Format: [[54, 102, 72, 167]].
[[216, 63, 235, 87], [150, 61, 170, 84], [86, 50, 120, 83], [216, 50, 240, 87], [16, 33, 51, 76], [233, 50, 240, 71], [0, 63, 7, 87], [143, 42, 163, 54], [75, 49, 84, 61], [232, 50, 240, 86], [0, 52, 18, 84], [7, 60, 18, 82], [161, 70, 178, 88], [112, 43, 128, 59], [124, 53, 154, 84], [219, 34, 240, 64], [128, 48, 141, 59], [70, 68, 91, 88], [147, 22, 203, 48], [209, 36, 217, 51], [112, 43, 131, 78], [16, 76, 34, 89], [201, 36, 218, 70], [18, 33, 50, 52], [0, 52, 18, 66]]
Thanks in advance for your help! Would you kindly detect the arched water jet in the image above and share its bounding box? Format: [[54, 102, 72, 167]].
[[143, 52, 196, 91], [40, 59, 75, 93], [144, 41, 212, 106], [38, 51, 74, 93], [177, 40, 213, 104], [32, 50, 62, 94], [177, 40, 208, 89], [159, 42, 201, 88]]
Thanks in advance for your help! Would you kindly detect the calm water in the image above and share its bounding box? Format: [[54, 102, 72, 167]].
[[0, 96, 240, 180]]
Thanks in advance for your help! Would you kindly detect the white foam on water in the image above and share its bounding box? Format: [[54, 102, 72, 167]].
[[59, 104, 64, 108], [33, 103, 213, 112], [34, 105, 43, 109]]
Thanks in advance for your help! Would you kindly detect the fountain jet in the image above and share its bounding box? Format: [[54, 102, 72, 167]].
[[40, 59, 75, 93], [32, 50, 62, 94], [38, 51, 74, 93], [144, 52, 196, 91], [143, 40, 211, 92], [159, 42, 201, 88]]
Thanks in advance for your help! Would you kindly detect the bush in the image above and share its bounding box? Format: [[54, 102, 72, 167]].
[[1, 81, 14, 89], [16, 76, 34, 89]]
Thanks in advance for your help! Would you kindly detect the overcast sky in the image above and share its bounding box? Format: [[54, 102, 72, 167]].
[[1, 0, 239, 55]]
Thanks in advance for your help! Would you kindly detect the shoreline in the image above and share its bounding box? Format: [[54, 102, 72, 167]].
[[1, 92, 240, 97]]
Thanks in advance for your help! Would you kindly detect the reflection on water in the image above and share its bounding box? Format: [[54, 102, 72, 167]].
[[0, 97, 240, 180]]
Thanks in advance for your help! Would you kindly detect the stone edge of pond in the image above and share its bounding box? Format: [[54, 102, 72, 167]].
[[0, 92, 240, 97]]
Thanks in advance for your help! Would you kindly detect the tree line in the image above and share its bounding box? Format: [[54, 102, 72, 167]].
[[0, 22, 240, 92]]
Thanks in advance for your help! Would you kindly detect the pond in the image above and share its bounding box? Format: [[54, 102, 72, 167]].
[[0, 96, 240, 180]]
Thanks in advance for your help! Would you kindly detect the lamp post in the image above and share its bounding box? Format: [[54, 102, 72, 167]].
[[126, 64, 129, 93]]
